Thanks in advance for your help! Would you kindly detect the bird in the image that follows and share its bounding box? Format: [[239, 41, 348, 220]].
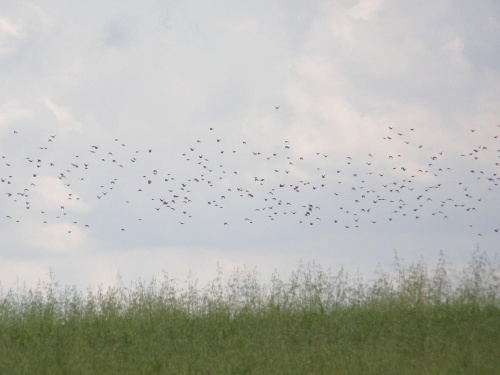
[[1, 120, 498, 238]]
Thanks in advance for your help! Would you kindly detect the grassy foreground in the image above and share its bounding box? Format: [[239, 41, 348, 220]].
[[1, 251, 499, 374]]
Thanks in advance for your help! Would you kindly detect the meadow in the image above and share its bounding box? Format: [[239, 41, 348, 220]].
[[1, 251, 499, 374]]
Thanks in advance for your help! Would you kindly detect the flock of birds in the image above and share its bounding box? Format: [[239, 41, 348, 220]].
[[1, 111, 500, 239]]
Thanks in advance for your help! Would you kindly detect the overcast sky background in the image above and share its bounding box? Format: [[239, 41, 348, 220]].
[[1, 0, 500, 290]]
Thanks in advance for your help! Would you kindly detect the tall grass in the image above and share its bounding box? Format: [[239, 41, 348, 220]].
[[1, 250, 499, 374]]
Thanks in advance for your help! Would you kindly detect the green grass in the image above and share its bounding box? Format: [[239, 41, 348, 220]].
[[1, 251, 499, 374]]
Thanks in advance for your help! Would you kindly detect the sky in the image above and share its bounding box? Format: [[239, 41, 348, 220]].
[[1, 0, 500, 290]]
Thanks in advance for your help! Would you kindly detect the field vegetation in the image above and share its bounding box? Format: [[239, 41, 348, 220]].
[[1, 250, 499, 374]]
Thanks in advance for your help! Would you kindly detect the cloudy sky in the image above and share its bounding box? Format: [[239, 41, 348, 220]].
[[1, 0, 500, 290]]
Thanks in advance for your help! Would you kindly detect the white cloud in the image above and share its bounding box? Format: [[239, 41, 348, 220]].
[[44, 99, 83, 132], [0, 5, 52, 60], [34, 176, 90, 211], [0, 260, 51, 290], [0, 16, 20, 36], [30, 222, 88, 254], [230, 19, 258, 34], [0, 100, 31, 129], [348, 0, 385, 21], [0, 15, 23, 59]]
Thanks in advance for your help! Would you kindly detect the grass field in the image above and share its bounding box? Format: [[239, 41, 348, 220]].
[[1, 251, 499, 374]]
